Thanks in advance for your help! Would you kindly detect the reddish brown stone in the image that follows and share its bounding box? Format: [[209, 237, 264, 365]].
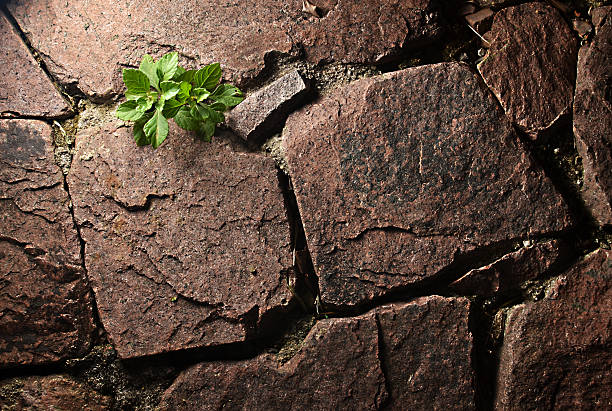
[[449, 240, 569, 297], [226, 70, 308, 142], [6, 0, 442, 98], [377, 296, 475, 410], [161, 295, 474, 409], [0, 120, 94, 367], [160, 314, 386, 410], [496, 248, 612, 410], [0, 12, 71, 118], [573, 6, 612, 226], [0, 375, 111, 410], [477, 3, 578, 137], [67, 118, 293, 358], [283, 63, 571, 307]]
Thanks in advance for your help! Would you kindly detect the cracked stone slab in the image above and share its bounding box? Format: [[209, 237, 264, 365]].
[[160, 295, 474, 409], [6, 0, 442, 99], [378, 296, 475, 410], [0, 375, 111, 409], [495, 248, 612, 410], [226, 70, 308, 143], [0, 12, 71, 118], [449, 239, 570, 297], [477, 2, 578, 137], [67, 118, 293, 358], [160, 313, 386, 410], [573, 6, 612, 226], [0, 119, 94, 367], [283, 63, 572, 308]]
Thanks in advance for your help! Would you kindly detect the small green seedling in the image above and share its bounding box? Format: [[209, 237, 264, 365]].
[[116, 52, 244, 148]]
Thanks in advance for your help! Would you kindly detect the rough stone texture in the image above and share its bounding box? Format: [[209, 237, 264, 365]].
[[283, 63, 571, 307], [0, 12, 71, 117], [67, 119, 293, 358], [161, 295, 474, 410], [5, 0, 442, 99], [226, 70, 308, 142], [160, 314, 386, 410], [0, 375, 111, 410], [378, 296, 475, 410], [496, 248, 612, 410], [0, 120, 94, 367], [477, 2, 578, 137], [573, 6, 612, 226], [449, 240, 569, 297]]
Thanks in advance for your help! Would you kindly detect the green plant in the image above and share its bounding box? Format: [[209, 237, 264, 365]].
[[116, 52, 244, 148]]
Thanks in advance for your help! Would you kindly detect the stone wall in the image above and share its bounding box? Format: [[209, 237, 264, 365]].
[[1, 1, 610, 409]]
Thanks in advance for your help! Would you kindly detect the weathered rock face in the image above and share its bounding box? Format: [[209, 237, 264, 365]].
[[283, 63, 571, 307], [449, 240, 569, 297], [0, 12, 71, 117], [161, 296, 474, 410], [573, 6, 612, 226], [226, 70, 309, 143], [478, 2, 578, 137], [0, 120, 94, 367], [378, 297, 475, 410], [0, 375, 111, 410], [5, 0, 442, 99], [67, 119, 294, 358], [496, 248, 612, 410]]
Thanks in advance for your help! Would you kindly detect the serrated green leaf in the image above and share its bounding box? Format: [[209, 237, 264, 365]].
[[139, 55, 159, 90], [162, 99, 183, 119], [174, 107, 200, 131], [193, 87, 210, 103], [160, 81, 180, 100], [133, 112, 153, 146], [116, 100, 144, 121], [144, 107, 169, 149], [196, 119, 215, 142], [173, 66, 186, 81], [197, 103, 224, 124], [193, 63, 221, 90], [156, 52, 179, 83], [176, 81, 191, 103], [178, 69, 197, 83], [210, 84, 244, 107], [209, 101, 226, 112], [123, 69, 150, 99]]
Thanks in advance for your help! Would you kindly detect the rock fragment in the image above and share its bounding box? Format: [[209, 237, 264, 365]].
[[160, 296, 475, 410], [496, 248, 612, 409], [0, 120, 94, 367], [0, 12, 71, 117], [477, 2, 578, 137], [573, 6, 612, 226], [67, 119, 293, 358], [283, 63, 571, 308], [6, 0, 442, 98], [160, 314, 386, 410], [0, 375, 111, 410], [226, 70, 308, 143], [378, 297, 475, 410], [449, 240, 570, 297]]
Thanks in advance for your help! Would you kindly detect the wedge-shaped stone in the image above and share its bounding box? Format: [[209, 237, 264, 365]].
[[283, 63, 571, 307], [0, 120, 94, 367], [496, 249, 612, 410], [6, 0, 442, 99], [67, 119, 293, 358], [478, 3, 578, 137], [160, 296, 474, 410], [574, 6, 612, 226], [0, 12, 71, 117]]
